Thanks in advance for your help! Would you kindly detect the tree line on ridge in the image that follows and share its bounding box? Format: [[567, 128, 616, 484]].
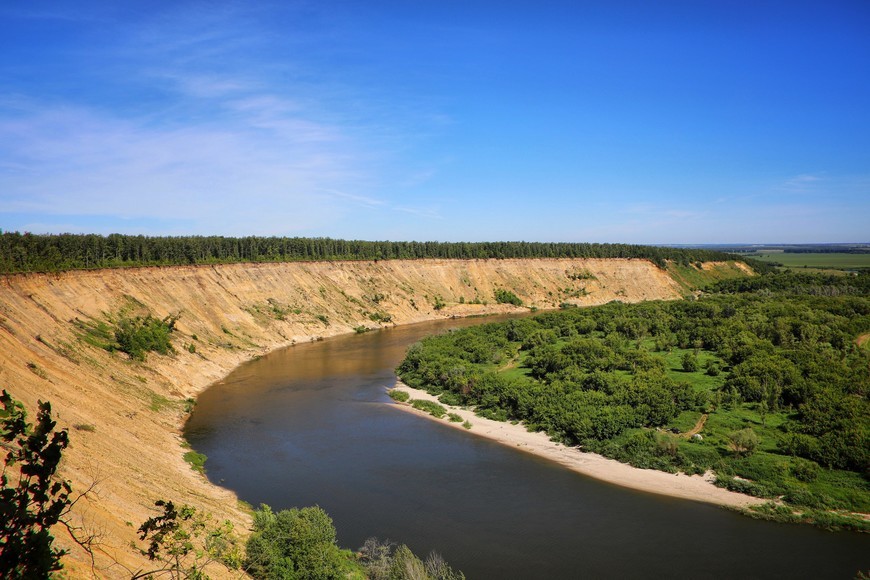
[[0, 231, 756, 274]]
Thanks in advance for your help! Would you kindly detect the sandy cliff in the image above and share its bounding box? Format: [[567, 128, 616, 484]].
[[0, 258, 745, 577]]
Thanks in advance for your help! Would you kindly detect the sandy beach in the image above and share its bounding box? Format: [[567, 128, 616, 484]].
[[390, 382, 766, 509]]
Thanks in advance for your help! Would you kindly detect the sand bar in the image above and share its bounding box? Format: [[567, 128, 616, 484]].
[[390, 382, 766, 509]]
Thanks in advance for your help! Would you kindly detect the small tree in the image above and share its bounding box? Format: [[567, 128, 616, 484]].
[[728, 428, 759, 457], [245, 505, 348, 579], [133, 500, 241, 579], [494, 289, 522, 306], [0, 390, 72, 577], [681, 352, 698, 372]]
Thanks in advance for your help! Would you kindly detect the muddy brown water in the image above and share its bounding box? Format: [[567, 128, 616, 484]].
[[186, 316, 868, 579]]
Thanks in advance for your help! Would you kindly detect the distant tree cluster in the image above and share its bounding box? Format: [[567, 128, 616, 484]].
[[397, 274, 870, 516], [710, 271, 870, 296], [0, 231, 744, 274]]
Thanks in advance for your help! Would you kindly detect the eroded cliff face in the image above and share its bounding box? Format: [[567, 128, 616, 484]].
[[0, 258, 745, 577]]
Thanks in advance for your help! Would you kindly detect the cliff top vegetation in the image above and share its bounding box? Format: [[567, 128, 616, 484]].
[[0, 232, 759, 275]]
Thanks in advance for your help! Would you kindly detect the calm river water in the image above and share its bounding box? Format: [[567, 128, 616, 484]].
[[186, 317, 868, 579]]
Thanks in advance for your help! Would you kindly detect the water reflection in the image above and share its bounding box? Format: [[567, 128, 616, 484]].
[[187, 317, 868, 579]]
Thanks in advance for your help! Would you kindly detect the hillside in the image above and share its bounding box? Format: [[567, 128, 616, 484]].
[[0, 258, 749, 577]]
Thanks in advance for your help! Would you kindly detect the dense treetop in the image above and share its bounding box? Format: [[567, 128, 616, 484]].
[[0, 232, 749, 274], [397, 273, 870, 526]]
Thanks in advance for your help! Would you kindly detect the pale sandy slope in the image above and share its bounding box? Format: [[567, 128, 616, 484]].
[[391, 383, 765, 508]]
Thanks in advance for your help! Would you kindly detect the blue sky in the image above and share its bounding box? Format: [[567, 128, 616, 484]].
[[1, 1, 868, 243]]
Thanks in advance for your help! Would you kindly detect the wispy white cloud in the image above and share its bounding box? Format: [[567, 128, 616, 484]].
[[0, 2, 446, 236], [321, 189, 385, 208], [779, 172, 825, 193], [0, 99, 368, 233], [393, 205, 442, 219]]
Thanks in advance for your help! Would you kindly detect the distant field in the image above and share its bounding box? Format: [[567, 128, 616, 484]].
[[747, 252, 870, 270]]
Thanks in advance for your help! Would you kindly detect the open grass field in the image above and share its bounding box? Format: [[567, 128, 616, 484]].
[[747, 251, 870, 270]]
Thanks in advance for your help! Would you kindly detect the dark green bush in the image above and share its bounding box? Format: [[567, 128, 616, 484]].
[[410, 399, 447, 418], [114, 314, 177, 360], [245, 505, 352, 579], [438, 391, 464, 406], [789, 457, 821, 482], [494, 289, 523, 306], [388, 389, 410, 402]]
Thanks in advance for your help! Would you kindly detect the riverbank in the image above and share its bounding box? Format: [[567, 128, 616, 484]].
[[0, 258, 750, 576], [389, 382, 766, 509]]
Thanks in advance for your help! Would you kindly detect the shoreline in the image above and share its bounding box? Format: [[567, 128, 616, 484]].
[[390, 382, 766, 509]]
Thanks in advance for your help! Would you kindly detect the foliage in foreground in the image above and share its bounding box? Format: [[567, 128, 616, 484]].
[[0, 390, 72, 577], [133, 500, 242, 579], [1, 390, 463, 577], [358, 537, 465, 580], [245, 505, 464, 580], [396, 274, 870, 522]]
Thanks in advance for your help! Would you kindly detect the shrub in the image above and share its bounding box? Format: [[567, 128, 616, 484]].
[[447, 413, 463, 423], [410, 399, 447, 418], [136, 500, 242, 576], [681, 352, 698, 372], [358, 537, 465, 580], [369, 311, 392, 323], [789, 457, 820, 482], [183, 450, 207, 473], [782, 488, 832, 509], [714, 475, 774, 498], [388, 389, 410, 402], [245, 505, 351, 579], [26, 362, 48, 379], [438, 391, 464, 406], [679, 443, 721, 472], [728, 428, 759, 457], [494, 289, 523, 306], [114, 314, 178, 360]]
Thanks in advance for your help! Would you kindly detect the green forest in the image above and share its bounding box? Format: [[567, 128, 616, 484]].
[[397, 271, 870, 530], [0, 232, 755, 274]]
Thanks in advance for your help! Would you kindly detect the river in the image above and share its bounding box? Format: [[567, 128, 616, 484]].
[[185, 316, 868, 579]]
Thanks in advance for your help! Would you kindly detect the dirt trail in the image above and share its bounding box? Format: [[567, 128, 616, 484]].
[[0, 258, 747, 577], [683, 414, 709, 438]]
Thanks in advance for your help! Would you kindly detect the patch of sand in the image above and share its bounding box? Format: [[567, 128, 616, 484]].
[[390, 383, 766, 509]]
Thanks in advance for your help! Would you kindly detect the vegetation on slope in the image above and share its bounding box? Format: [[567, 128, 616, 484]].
[[0, 231, 749, 273], [74, 311, 178, 362], [397, 272, 870, 530], [3, 390, 463, 578]]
